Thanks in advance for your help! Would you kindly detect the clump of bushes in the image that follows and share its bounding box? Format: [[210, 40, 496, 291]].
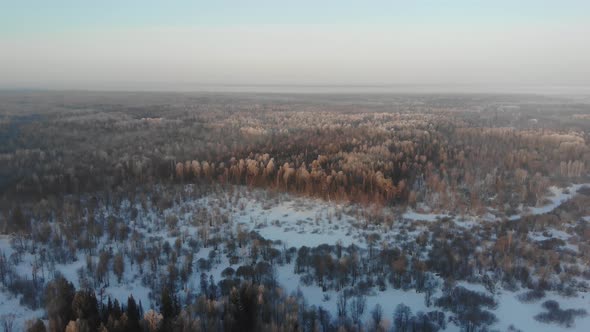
[[517, 289, 545, 303], [534, 300, 587, 327]]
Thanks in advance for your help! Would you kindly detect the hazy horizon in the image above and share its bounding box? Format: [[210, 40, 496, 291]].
[[2, 1, 590, 91], [4, 84, 590, 97]]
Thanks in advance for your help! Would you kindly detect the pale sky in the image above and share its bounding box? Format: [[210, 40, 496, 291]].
[[1, 1, 589, 91]]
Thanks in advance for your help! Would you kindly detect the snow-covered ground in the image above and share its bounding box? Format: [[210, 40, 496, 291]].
[[509, 183, 590, 220], [233, 197, 361, 248], [276, 261, 443, 325], [402, 211, 451, 223], [459, 282, 590, 332], [0, 182, 589, 330], [0, 292, 43, 331]]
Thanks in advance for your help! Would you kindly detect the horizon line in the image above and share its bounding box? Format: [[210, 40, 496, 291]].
[[2, 83, 590, 96]]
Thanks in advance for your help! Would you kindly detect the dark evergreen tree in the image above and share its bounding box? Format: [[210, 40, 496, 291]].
[[126, 295, 141, 332], [44, 275, 75, 332], [71, 290, 100, 329], [26, 319, 46, 332], [161, 287, 179, 330]]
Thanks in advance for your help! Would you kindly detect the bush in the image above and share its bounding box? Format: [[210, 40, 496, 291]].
[[10, 277, 43, 309], [517, 289, 545, 303], [300, 273, 314, 286], [436, 286, 497, 311], [197, 258, 211, 271], [436, 286, 497, 330], [535, 300, 588, 327]]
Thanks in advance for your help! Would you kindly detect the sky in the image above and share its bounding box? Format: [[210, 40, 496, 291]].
[[1, 1, 590, 91]]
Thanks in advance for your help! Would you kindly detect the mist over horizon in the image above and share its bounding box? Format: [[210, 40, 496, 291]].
[[2, 1, 590, 92], [4, 84, 590, 97]]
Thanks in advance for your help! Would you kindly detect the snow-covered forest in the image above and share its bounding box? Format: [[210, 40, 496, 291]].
[[1, 92, 590, 331]]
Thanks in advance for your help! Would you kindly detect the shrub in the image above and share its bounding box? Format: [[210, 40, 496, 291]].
[[517, 289, 545, 303], [535, 300, 588, 327]]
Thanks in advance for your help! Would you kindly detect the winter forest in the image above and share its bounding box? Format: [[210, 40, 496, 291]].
[[0, 91, 589, 332]]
